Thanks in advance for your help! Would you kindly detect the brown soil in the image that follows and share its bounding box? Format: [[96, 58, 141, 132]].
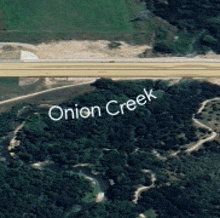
[[0, 40, 150, 59], [2, 40, 220, 61], [35, 40, 150, 59]]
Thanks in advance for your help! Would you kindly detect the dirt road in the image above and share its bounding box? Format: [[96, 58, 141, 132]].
[[133, 96, 220, 203], [186, 131, 217, 153], [8, 121, 25, 151], [0, 79, 97, 105], [197, 97, 220, 114], [186, 98, 220, 153], [22, 57, 220, 63], [133, 172, 156, 204]]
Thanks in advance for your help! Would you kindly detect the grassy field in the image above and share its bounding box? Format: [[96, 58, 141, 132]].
[[0, 0, 146, 43], [0, 77, 18, 85], [2, 0, 138, 32]]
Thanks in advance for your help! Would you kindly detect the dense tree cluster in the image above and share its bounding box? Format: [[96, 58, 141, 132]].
[[1, 78, 220, 217], [0, 163, 93, 218], [145, 0, 220, 54]]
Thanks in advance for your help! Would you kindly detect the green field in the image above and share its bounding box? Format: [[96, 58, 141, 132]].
[[1, 0, 219, 55], [1, 0, 140, 33], [0, 0, 148, 43], [0, 77, 18, 85]]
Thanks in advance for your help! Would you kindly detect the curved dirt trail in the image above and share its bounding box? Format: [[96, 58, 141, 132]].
[[186, 97, 220, 153], [192, 116, 213, 131], [8, 122, 25, 151], [133, 172, 156, 204], [152, 149, 167, 161], [134, 96, 220, 203], [197, 97, 220, 114], [32, 161, 105, 203], [186, 131, 217, 153], [77, 171, 105, 203]]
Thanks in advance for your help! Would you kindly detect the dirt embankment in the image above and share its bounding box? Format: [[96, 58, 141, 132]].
[[35, 40, 151, 59], [2, 40, 220, 61], [0, 40, 150, 60]]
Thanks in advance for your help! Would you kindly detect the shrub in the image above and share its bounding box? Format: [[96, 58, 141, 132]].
[[153, 42, 174, 53]]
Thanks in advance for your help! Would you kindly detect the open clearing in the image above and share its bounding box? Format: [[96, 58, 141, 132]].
[[2, 0, 134, 33], [2, 40, 220, 61]]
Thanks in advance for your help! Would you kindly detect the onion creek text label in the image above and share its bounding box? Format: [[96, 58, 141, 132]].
[[48, 88, 157, 121]]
